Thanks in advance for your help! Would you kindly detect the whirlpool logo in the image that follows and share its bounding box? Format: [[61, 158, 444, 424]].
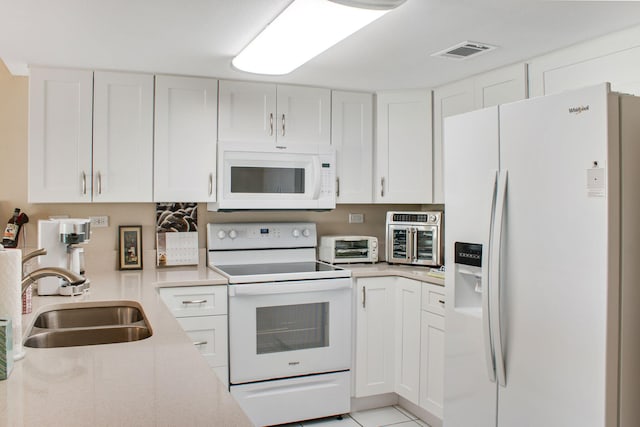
[[569, 105, 589, 114]]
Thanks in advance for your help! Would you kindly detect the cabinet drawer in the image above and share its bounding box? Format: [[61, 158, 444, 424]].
[[177, 315, 228, 368], [421, 283, 445, 315], [159, 285, 227, 317]]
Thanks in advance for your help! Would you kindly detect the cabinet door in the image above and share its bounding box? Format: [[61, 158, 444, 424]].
[[93, 71, 154, 202], [28, 67, 93, 203], [394, 277, 421, 404], [331, 91, 373, 203], [419, 311, 445, 418], [218, 80, 276, 144], [276, 85, 331, 147], [177, 315, 228, 368], [354, 277, 395, 397], [432, 79, 475, 203], [154, 75, 218, 202], [375, 90, 432, 203], [474, 63, 527, 108]]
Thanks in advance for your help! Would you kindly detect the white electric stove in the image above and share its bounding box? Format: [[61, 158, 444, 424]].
[[207, 222, 352, 427]]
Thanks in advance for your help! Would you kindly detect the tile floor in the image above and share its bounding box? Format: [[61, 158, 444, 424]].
[[281, 405, 430, 427]]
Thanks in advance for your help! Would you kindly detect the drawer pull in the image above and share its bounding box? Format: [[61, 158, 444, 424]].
[[193, 341, 208, 346], [182, 299, 207, 305], [438, 299, 445, 305]]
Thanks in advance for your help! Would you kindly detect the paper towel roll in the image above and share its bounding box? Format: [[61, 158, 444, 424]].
[[0, 249, 23, 360]]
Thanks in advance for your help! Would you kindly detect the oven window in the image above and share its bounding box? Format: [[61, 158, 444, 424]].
[[256, 302, 329, 354], [392, 229, 409, 259], [230, 167, 305, 194], [416, 230, 434, 261], [335, 239, 369, 259]]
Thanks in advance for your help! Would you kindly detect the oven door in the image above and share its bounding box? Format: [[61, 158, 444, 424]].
[[387, 225, 412, 264], [228, 278, 352, 384], [413, 224, 441, 266]]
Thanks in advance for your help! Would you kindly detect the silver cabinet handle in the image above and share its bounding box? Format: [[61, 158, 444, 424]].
[[208, 173, 213, 196], [269, 113, 274, 136], [336, 178, 340, 198], [362, 286, 366, 308], [281, 113, 286, 136], [380, 177, 385, 197], [182, 299, 207, 305], [97, 172, 102, 195], [193, 341, 208, 346], [81, 171, 87, 195]]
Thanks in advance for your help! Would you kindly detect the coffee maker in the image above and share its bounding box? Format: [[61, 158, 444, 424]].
[[37, 218, 91, 296]]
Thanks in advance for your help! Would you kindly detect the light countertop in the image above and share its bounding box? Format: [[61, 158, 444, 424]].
[[0, 262, 252, 427], [0, 257, 443, 427]]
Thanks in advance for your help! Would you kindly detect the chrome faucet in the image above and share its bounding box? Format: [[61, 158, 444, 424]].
[[22, 248, 47, 266], [21, 267, 86, 295]]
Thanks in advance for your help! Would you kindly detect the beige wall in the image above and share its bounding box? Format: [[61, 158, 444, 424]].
[[0, 61, 442, 268]]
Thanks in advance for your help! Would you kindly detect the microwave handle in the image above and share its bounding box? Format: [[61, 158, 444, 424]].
[[312, 156, 322, 199]]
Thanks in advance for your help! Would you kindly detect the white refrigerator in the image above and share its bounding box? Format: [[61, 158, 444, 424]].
[[443, 83, 640, 427]]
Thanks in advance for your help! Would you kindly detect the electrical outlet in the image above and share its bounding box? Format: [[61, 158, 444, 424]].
[[89, 216, 109, 228], [349, 213, 364, 224]]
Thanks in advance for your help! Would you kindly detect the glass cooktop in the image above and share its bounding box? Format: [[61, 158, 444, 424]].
[[212, 261, 350, 284]]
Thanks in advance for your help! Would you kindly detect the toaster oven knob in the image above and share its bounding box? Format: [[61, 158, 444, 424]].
[[302, 228, 310, 237], [217, 230, 227, 240], [228, 230, 238, 239], [372, 240, 378, 248], [292, 229, 301, 238]]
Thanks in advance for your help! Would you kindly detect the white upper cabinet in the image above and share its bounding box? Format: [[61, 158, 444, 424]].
[[218, 80, 276, 144], [375, 90, 433, 204], [276, 84, 331, 147], [29, 67, 154, 203], [93, 71, 154, 202], [29, 67, 93, 203], [218, 80, 331, 147], [433, 63, 527, 202], [154, 75, 218, 202], [331, 91, 373, 203]]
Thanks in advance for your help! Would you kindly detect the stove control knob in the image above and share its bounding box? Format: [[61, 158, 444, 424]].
[[302, 228, 311, 237], [292, 229, 301, 238], [228, 230, 238, 239], [217, 230, 227, 240]]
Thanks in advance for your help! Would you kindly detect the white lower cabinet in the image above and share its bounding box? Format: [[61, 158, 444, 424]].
[[394, 277, 421, 403], [159, 285, 228, 386], [354, 277, 396, 397], [354, 276, 445, 421], [419, 283, 445, 418]]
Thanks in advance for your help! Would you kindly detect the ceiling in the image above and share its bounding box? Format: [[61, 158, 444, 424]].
[[2, 0, 640, 91]]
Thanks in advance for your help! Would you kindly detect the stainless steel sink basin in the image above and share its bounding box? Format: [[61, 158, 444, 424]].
[[25, 301, 152, 348], [24, 326, 152, 348], [34, 305, 144, 328]]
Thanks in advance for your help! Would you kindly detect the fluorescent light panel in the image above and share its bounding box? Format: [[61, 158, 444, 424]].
[[232, 0, 393, 75]]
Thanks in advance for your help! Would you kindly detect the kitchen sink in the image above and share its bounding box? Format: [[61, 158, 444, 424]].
[[24, 301, 152, 348], [34, 305, 145, 328], [24, 326, 152, 348]]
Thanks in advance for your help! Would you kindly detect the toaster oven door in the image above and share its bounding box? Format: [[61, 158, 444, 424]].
[[387, 226, 412, 263], [413, 225, 440, 265]]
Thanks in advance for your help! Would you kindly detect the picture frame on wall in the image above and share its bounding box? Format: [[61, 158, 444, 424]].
[[119, 225, 143, 270]]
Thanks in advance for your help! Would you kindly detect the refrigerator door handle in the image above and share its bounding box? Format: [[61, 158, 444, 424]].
[[490, 170, 508, 387], [483, 170, 499, 383]]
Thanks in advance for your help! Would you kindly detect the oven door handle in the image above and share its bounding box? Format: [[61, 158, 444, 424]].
[[228, 280, 352, 297]]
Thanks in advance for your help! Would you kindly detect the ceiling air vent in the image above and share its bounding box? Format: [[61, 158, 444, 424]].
[[431, 41, 496, 60]]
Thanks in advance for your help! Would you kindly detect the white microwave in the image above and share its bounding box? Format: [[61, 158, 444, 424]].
[[319, 236, 378, 264], [208, 142, 336, 211]]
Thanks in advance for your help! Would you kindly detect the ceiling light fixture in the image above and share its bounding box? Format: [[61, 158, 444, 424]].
[[232, 0, 407, 75]]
